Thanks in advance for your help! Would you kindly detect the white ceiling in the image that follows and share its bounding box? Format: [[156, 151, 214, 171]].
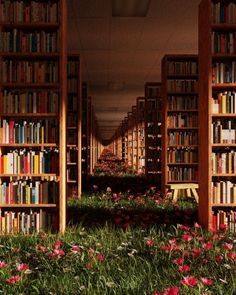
[[68, 0, 201, 140]]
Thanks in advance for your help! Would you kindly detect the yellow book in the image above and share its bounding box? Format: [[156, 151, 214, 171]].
[[3, 155, 7, 174], [34, 155, 39, 174], [221, 93, 226, 114]]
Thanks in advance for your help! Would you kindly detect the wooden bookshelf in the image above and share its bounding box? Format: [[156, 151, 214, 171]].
[[161, 55, 199, 193], [127, 111, 133, 167], [199, 0, 236, 231], [136, 97, 146, 175], [145, 82, 162, 185], [132, 106, 138, 172], [0, 0, 67, 234], [122, 118, 128, 162], [66, 54, 81, 199]]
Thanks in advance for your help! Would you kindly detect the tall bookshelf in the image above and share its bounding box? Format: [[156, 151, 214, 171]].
[[122, 118, 128, 162], [199, 0, 236, 231], [161, 55, 199, 193], [132, 106, 138, 172], [67, 54, 81, 199], [136, 97, 146, 174], [145, 82, 162, 185], [0, 0, 67, 233], [127, 111, 133, 167]]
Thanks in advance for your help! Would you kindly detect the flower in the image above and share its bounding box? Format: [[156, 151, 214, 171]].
[[54, 249, 65, 257], [106, 187, 112, 192], [178, 224, 190, 231], [163, 287, 180, 295], [200, 278, 214, 286], [178, 265, 191, 272], [191, 248, 201, 257], [181, 276, 198, 287], [224, 243, 233, 251], [219, 224, 227, 230], [181, 234, 192, 242], [6, 276, 21, 284], [227, 252, 236, 259], [72, 245, 80, 252], [146, 239, 155, 247], [97, 253, 104, 261], [16, 263, 29, 272], [35, 244, 47, 252], [202, 242, 213, 250], [173, 258, 184, 265], [215, 255, 224, 263], [53, 239, 62, 250], [0, 261, 7, 268], [194, 222, 201, 229]]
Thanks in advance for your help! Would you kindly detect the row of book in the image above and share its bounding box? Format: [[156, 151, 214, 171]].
[[68, 94, 78, 112], [67, 130, 77, 145], [0, 1, 58, 23], [168, 131, 198, 145], [146, 162, 161, 171], [167, 61, 198, 75], [67, 61, 79, 76], [212, 120, 236, 144], [2, 90, 59, 114], [212, 62, 236, 84], [2, 29, 59, 53], [2, 60, 59, 83], [67, 114, 77, 128], [146, 112, 161, 122], [146, 99, 158, 109], [67, 168, 77, 182], [212, 2, 236, 24], [212, 151, 236, 174], [167, 113, 198, 128], [0, 210, 57, 235], [1, 119, 58, 144], [146, 87, 160, 98], [167, 149, 198, 163], [167, 80, 198, 93], [212, 92, 236, 114], [212, 210, 236, 233], [0, 180, 58, 205], [0, 150, 59, 174], [68, 78, 78, 93], [167, 167, 197, 181], [212, 181, 236, 204], [168, 95, 198, 110], [67, 148, 78, 163], [212, 32, 236, 54]]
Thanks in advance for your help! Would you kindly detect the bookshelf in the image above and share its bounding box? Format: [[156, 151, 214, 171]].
[[122, 118, 128, 162], [127, 111, 133, 167], [145, 82, 162, 185], [199, 0, 236, 231], [67, 54, 81, 199], [0, 0, 67, 234], [136, 97, 146, 175], [132, 106, 138, 172], [161, 55, 199, 194]]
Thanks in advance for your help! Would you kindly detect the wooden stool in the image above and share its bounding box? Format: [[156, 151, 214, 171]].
[[166, 183, 199, 203]]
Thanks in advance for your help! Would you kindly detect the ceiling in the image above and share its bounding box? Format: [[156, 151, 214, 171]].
[[68, 0, 201, 141]]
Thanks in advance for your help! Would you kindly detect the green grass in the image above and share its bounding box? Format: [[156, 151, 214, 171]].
[[0, 224, 236, 294]]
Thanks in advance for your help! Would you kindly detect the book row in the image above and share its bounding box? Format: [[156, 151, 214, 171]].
[[167, 80, 198, 93], [212, 2, 236, 24], [212, 151, 236, 174], [0, 210, 57, 235], [167, 113, 198, 128], [0, 150, 59, 174], [67, 167, 77, 181], [2, 90, 59, 114], [1, 29, 59, 53], [67, 61, 79, 76], [0, 1, 58, 23], [167, 61, 198, 75], [1, 119, 58, 144], [212, 91, 236, 114], [212, 32, 236, 54], [212, 210, 236, 232], [168, 95, 198, 110], [146, 87, 160, 98], [167, 149, 198, 164], [212, 120, 236, 144], [67, 94, 78, 112], [0, 180, 58, 205], [67, 148, 78, 163], [68, 78, 78, 93], [212, 181, 236, 204], [168, 131, 198, 145], [2, 60, 58, 83], [212, 62, 236, 84], [167, 167, 197, 181]]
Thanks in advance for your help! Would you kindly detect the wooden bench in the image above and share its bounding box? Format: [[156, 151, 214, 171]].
[[166, 183, 199, 203]]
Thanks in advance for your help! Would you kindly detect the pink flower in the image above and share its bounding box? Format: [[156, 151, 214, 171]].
[[87, 262, 93, 269], [210, 234, 219, 240], [219, 224, 227, 230], [227, 252, 236, 259], [97, 253, 104, 261], [198, 237, 205, 242], [215, 255, 224, 263], [200, 278, 214, 286], [209, 227, 217, 233], [53, 239, 62, 250], [181, 276, 198, 287], [54, 249, 65, 257], [71, 245, 80, 252], [224, 243, 233, 251], [163, 287, 180, 295], [0, 261, 7, 268], [16, 263, 29, 272], [106, 187, 112, 192], [194, 222, 201, 229], [6, 275, 21, 284], [178, 224, 190, 231], [35, 244, 46, 252], [146, 239, 155, 247], [191, 248, 201, 257], [202, 242, 213, 250], [173, 258, 184, 265], [162, 245, 171, 252], [178, 265, 191, 272], [182, 234, 192, 242]]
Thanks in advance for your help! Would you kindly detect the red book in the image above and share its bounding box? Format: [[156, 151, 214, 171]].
[[9, 121, 14, 144], [6, 186, 9, 205], [24, 156, 28, 174]]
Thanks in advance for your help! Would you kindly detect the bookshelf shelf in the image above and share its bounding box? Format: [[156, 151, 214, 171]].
[[212, 204, 236, 207], [0, 0, 67, 234], [168, 109, 198, 113], [167, 163, 198, 166]]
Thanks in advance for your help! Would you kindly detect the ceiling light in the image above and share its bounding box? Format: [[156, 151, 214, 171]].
[[112, 0, 150, 17]]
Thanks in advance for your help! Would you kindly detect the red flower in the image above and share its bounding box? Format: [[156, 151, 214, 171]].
[[97, 253, 104, 261], [181, 276, 198, 287], [227, 252, 236, 259], [178, 224, 190, 231], [163, 287, 180, 295], [219, 224, 227, 230], [87, 263, 93, 269], [162, 245, 171, 252], [173, 258, 184, 265], [53, 239, 62, 250], [6, 276, 21, 284], [178, 265, 191, 272], [16, 263, 29, 272], [200, 278, 214, 286], [146, 239, 155, 247], [191, 248, 201, 257], [181, 234, 192, 242], [54, 249, 65, 257], [114, 217, 123, 224], [0, 261, 7, 268], [210, 234, 219, 240], [194, 222, 201, 229], [224, 243, 233, 251], [215, 255, 224, 263], [35, 244, 46, 252], [198, 237, 205, 242], [202, 242, 213, 250], [72, 245, 80, 252]]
